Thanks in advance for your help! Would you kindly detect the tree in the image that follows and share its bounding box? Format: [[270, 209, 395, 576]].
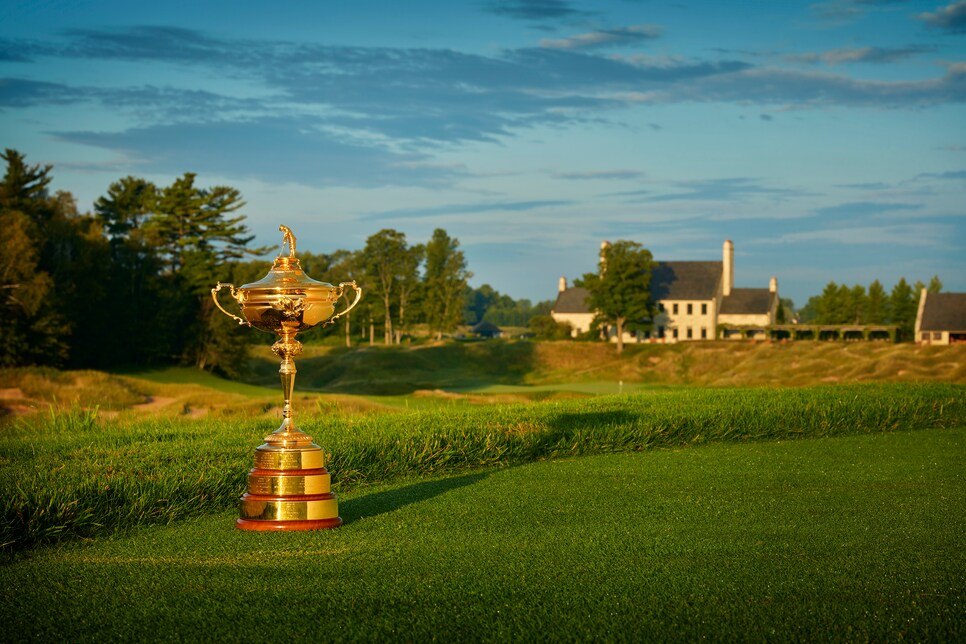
[[395, 243, 425, 343], [528, 315, 572, 340], [141, 173, 262, 373], [889, 278, 917, 340], [94, 176, 157, 242], [423, 229, 472, 341], [577, 240, 656, 354], [0, 150, 70, 366], [363, 229, 412, 345], [866, 280, 888, 324]]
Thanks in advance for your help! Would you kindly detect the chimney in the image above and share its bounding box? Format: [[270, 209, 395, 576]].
[[599, 240, 611, 276], [558, 276, 567, 293], [722, 239, 734, 296], [769, 275, 777, 293]]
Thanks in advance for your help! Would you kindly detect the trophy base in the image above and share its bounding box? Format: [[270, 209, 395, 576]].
[[236, 517, 343, 531], [236, 440, 342, 531]]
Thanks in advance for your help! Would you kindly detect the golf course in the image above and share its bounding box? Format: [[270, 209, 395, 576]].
[[2, 341, 964, 641]]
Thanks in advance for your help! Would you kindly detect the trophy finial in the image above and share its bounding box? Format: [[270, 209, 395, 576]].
[[279, 225, 296, 258]]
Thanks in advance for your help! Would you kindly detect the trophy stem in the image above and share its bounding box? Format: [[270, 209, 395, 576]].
[[268, 332, 308, 445]]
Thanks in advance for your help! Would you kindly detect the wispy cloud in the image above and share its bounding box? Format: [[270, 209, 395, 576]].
[[646, 177, 809, 202], [918, 1, 966, 34], [788, 45, 936, 66], [812, 201, 922, 218], [52, 118, 463, 188], [540, 24, 663, 50], [363, 199, 575, 220], [775, 224, 951, 247], [915, 169, 966, 180], [481, 0, 586, 21], [553, 169, 646, 180], [809, 0, 911, 26], [7, 25, 966, 189]]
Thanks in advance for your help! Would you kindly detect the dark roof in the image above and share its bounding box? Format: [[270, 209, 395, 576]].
[[720, 288, 774, 315], [651, 261, 721, 301], [920, 292, 966, 331], [553, 286, 591, 314], [472, 321, 502, 334]]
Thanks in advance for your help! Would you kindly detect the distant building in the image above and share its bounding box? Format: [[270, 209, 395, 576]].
[[471, 320, 503, 339], [551, 240, 779, 343], [915, 290, 966, 345]]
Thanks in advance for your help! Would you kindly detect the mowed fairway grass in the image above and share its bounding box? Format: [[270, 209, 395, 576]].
[[1, 382, 964, 641], [3, 425, 964, 641]]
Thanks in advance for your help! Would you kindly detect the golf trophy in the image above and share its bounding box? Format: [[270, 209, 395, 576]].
[[212, 225, 362, 530]]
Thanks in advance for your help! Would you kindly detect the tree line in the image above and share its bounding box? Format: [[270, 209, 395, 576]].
[[0, 150, 551, 376], [797, 277, 942, 338]]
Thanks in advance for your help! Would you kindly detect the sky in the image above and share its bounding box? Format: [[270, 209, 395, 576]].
[[1, 0, 964, 308]]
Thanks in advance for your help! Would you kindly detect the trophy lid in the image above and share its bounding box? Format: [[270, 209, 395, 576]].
[[239, 225, 334, 291]]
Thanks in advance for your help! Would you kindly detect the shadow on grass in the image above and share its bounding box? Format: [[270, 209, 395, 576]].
[[341, 471, 489, 524]]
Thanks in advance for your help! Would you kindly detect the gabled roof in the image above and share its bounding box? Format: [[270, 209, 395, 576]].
[[651, 261, 721, 301], [720, 288, 774, 315], [920, 292, 966, 331], [472, 320, 502, 334], [553, 286, 591, 314]]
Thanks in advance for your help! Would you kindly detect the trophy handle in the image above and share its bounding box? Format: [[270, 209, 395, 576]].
[[211, 282, 249, 326], [328, 281, 362, 325]]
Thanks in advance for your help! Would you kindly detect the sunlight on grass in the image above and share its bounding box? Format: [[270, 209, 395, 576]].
[[2, 428, 963, 641]]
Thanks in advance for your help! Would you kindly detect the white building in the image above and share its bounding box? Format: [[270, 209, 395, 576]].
[[551, 240, 779, 343]]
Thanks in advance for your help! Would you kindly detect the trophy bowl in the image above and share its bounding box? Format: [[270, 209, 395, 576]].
[[212, 225, 362, 531]]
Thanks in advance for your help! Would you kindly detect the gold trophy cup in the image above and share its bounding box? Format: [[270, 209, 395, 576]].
[[212, 225, 362, 530]]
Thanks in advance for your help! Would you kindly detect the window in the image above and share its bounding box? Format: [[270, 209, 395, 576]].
[[921, 332, 930, 341], [933, 332, 942, 340], [672, 328, 678, 339], [701, 303, 707, 315], [658, 326, 665, 338], [672, 303, 678, 315], [701, 328, 707, 339], [687, 303, 693, 315], [687, 327, 693, 339], [658, 303, 665, 313]]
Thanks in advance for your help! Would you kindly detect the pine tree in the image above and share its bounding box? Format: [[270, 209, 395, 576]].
[[866, 280, 888, 324], [0, 150, 70, 366], [889, 278, 917, 340]]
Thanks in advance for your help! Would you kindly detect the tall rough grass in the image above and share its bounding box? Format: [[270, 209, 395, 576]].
[[1, 384, 963, 554]]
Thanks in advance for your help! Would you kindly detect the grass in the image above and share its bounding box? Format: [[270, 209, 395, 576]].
[[2, 428, 963, 641], [1, 383, 963, 553], [243, 340, 966, 394]]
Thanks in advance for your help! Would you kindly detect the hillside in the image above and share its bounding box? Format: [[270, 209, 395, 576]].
[[246, 340, 966, 394]]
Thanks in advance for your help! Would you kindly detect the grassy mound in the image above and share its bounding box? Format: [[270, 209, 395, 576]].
[[246, 340, 966, 394], [2, 383, 962, 553]]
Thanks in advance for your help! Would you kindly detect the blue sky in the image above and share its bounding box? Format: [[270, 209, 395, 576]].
[[1, 0, 964, 307]]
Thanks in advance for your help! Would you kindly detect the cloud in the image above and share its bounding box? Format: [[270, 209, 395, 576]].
[[809, 0, 910, 26], [481, 0, 585, 21], [915, 169, 966, 180], [789, 45, 936, 66], [646, 177, 809, 202], [51, 118, 462, 188], [775, 224, 951, 247], [363, 199, 574, 220], [540, 24, 663, 50], [7, 26, 966, 189], [553, 170, 646, 180], [918, 1, 966, 34], [812, 201, 922, 218]]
